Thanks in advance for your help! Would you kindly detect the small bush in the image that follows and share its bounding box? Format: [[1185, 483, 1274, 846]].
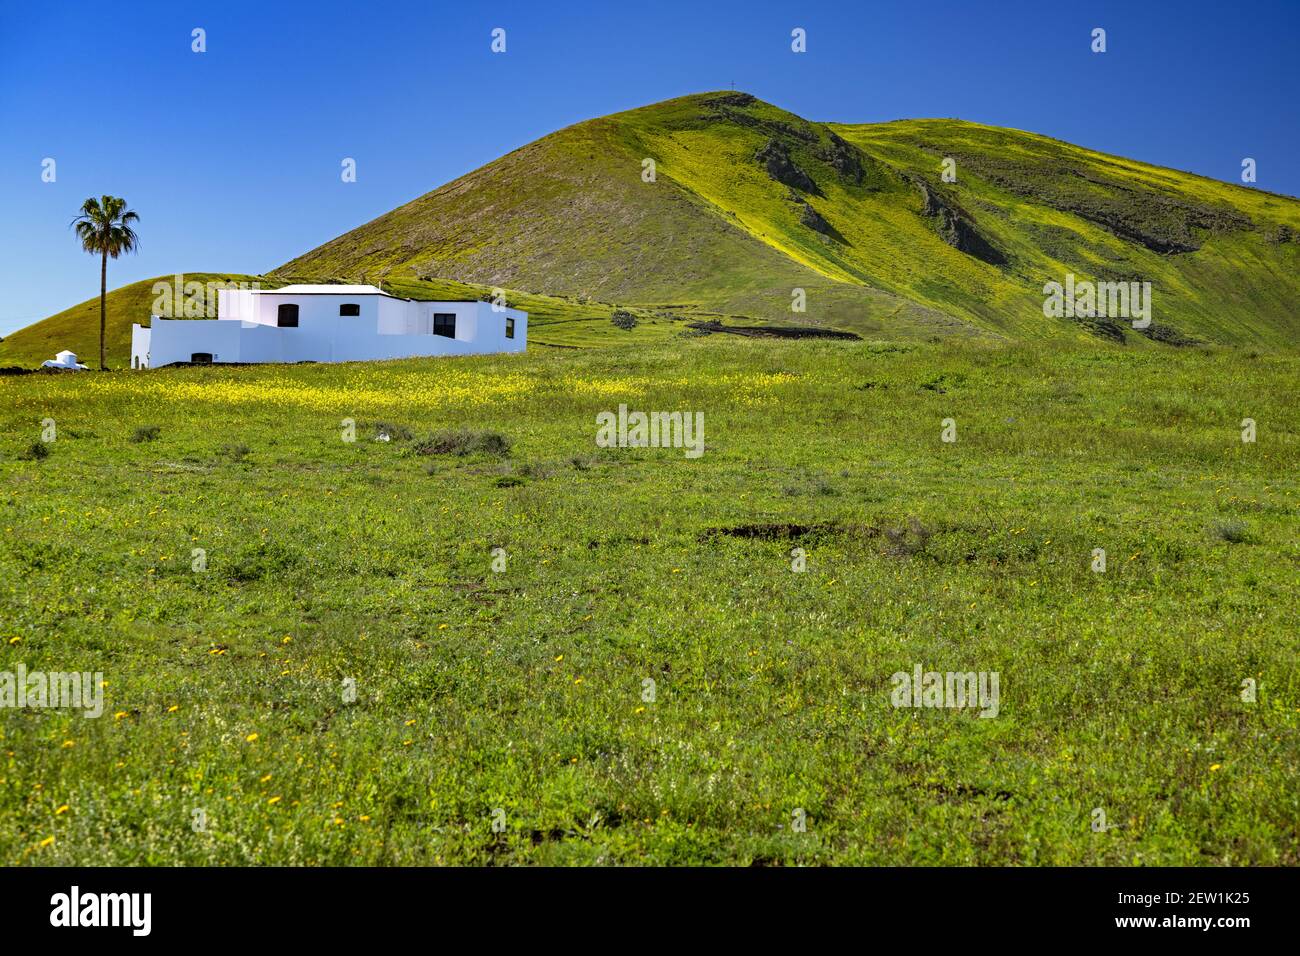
[[884, 518, 933, 557], [221, 443, 251, 463], [610, 309, 638, 331], [811, 477, 839, 496], [413, 430, 511, 458], [226, 541, 300, 582], [18, 441, 50, 461], [130, 425, 161, 443], [1210, 520, 1251, 544], [919, 372, 966, 393], [372, 421, 413, 442]]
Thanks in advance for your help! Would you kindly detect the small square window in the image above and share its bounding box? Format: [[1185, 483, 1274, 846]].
[[506, 317, 515, 339], [339, 303, 360, 316], [277, 304, 299, 327], [433, 313, 456, 338]]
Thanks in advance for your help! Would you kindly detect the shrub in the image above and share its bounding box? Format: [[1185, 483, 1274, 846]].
[[130, 425, 161, 443], [412, 430, 511, 458], [18, 441, 50, 461], [221, 443, 251, 463], [884, 518, 934, 557], [1210, 520, 1251, 544], [610, 309, 638, 331], [371, 421, 413, 442], [225, 541, 300, 582]]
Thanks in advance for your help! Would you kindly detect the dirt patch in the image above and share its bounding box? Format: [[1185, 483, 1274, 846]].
[[925, 782, 1014, 803], [686, 320, 860, 340], [587, 534, 651, 549], [699, 521, 870, 542]]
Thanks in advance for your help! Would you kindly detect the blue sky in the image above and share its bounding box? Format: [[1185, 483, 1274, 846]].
[[1, 0, 1296, 335]]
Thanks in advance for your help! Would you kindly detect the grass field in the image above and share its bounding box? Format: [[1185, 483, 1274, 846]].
[[2, 336, 1297, 865]]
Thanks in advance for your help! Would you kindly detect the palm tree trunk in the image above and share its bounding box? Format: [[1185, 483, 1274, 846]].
[[99, 248, 107, 370]]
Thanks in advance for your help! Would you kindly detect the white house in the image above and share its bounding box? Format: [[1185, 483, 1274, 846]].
[[130, 285, 526, 368]]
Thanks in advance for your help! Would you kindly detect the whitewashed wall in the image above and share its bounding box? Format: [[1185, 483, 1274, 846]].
[[132, 292, 526, 368]]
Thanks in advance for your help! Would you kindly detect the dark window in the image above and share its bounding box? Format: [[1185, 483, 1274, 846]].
[[190, 352, 213, 365], [433, 313, 456, 338], [506, 317, 515, 339], [277, 303, 299, 327], [339, 303, 360, 316]]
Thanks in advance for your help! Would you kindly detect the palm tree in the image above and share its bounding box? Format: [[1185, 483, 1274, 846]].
[[72, 196, 139, 370]]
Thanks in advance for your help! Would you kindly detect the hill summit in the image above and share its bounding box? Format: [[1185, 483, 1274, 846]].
[[277, 91, 1300, 347]]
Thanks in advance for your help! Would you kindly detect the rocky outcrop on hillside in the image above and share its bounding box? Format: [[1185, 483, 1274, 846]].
[[756, 139, 821, 195], [904, 173, 1007, 266]]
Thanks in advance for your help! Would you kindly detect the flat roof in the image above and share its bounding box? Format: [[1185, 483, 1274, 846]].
[[246, 284, 491, 305], [250, 284, 403, 298]]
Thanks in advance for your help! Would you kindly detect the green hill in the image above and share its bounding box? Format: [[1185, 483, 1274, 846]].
[[280, 91, 1300, 347], [6, 91, 1298, 366]]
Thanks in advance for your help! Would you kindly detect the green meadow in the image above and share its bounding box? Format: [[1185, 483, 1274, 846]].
[[2, 336, 1296, 865]]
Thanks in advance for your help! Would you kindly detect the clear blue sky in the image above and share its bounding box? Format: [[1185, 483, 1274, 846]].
[[1, 0, 1296, 335]]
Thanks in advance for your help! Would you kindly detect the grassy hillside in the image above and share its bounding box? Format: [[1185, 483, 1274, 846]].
[[278, 95, 963, 343], [282, 92, 1300, 347], [2, 336, 1296, 864], [836, 118, 1300, 346]]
